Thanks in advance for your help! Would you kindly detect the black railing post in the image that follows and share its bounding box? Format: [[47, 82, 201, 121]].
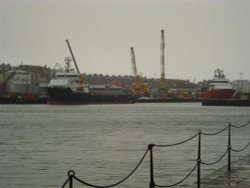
[[68, 170, 75, 188], [148, 144, 155, 188], [228, 124, 231, 172], [197, 130, 201, 188]]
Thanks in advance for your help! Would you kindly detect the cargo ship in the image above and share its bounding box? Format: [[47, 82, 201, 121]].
[[196, 69, 236, 99], [46, 56, 135, 105], [46, 40, 136, 105]]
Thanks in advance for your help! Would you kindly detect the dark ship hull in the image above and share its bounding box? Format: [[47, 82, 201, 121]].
[[46, 87, 136, 104], [0, 93, 48, 104]]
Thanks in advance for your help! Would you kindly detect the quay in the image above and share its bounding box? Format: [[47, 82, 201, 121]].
[[202, 99, 250, 107], [136, 97, 203, 103], [202, 154, 250, 188]]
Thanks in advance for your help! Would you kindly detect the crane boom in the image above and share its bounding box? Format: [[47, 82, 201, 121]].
[[66, 39, 80, 74], [65, 39, 83, 90], [160, 29, 165, 79], [128, 47, 150, 97], [130, 47, 138, 78], [158, 29, 167, 96]]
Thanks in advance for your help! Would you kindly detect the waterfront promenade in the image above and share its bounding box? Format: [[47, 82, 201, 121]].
[[62, 154, 250, 188], [202, 154, 250, 188], [61, 120, 250, 188]]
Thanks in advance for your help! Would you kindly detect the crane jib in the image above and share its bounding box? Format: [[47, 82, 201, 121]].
[[65, 39, 80, 74]]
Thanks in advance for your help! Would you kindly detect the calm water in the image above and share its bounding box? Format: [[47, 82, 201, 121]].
[[0, 103, 250, 188]]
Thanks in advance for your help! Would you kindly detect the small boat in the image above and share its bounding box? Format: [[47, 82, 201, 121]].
[[196, 69, 236, 99]]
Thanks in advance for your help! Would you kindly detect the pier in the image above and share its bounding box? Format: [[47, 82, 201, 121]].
[[61, 120, 250, 188], [136, 97, 203, 103], [202, 99, 250, 107]]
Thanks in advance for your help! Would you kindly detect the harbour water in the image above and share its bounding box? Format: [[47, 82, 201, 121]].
[[0, 103, 250, 188]]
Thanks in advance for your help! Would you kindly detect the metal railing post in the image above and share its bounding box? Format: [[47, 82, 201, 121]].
[[148, 144, 155, 188], [68, 170, 75, 188], [228, 124, 231, 172], [197, 130, 201, 188]]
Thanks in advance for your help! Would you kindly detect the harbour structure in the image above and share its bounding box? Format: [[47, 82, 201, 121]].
[[3, 70, 38, 94], [0, 64, 11, 97], [158, 29, 168, 98], [45, 40, 136, 104], [128, 47, 150, 97], [232, 79, 250, 94], [0, 64, 49, 103], [167, 88, 196, 99]]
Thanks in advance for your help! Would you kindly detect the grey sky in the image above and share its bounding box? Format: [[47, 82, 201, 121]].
[[1, 0, 250, 82]]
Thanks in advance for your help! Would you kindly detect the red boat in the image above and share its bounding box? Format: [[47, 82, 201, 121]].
[[196, 69, 236, 99]]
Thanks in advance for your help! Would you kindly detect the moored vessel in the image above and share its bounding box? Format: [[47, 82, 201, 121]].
[[46, 41, 135, 105], [46, 74, 135, 105], [196, 69, 236, 99]]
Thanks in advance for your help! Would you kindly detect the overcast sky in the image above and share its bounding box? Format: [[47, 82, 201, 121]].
[[1, 0, 250, 82]]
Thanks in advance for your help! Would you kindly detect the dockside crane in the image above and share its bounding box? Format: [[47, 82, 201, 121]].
[[129, 47, 149, 97], [130, 47, 138, 81], [65, 39, 84, 91], [158, 29, 168, 98]]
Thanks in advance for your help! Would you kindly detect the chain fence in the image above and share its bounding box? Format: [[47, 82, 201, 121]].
[[61, 120, 250, 188]]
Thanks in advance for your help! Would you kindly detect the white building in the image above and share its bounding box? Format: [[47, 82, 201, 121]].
[[232, 80, 250, 93]]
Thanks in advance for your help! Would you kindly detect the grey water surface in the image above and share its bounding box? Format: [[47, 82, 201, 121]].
[[0, 103, 250, 188]]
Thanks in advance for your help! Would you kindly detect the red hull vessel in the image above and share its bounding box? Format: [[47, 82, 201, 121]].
[[197, 89, 236, 99], [197, 69, 236, 99]]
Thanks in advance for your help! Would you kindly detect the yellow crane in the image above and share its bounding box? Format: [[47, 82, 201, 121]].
[[128, 47, 150, 97]]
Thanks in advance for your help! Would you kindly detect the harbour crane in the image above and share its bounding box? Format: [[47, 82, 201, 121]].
[[66, 40, 80, 74], [129, 47, 149, 97], [65, 39, 84, 91], [130, 47, 138, 81], [158, 29, 168, 98]]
